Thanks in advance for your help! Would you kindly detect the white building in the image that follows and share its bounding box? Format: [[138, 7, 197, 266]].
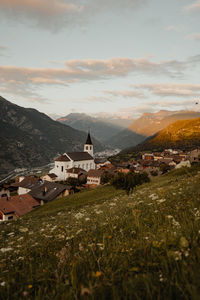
[[50, 133, 96, 181], [87, 169, 104, 186]]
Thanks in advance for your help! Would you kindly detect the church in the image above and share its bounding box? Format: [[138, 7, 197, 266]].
[[50, 133, 96, 181]]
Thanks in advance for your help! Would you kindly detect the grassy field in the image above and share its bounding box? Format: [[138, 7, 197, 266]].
[[1, 166, 200, 299]]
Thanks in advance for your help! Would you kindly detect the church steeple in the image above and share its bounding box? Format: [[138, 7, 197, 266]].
[[85, 132, 92, 145], [84, 132, 94, 156]]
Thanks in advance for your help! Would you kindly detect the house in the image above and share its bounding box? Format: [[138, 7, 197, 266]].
[[86, 169, 105, 186], [188, 149, 200, 163], [11, 176, 39, 195], [95, 158, 111, 169], [29, 181, 72, 204], [153, 153, 163, 161], [0, 185, 10, 198], [50, 133, 96, 181], [41, 173, 58, 182], [142, 153, 154, 161], [66, 167, 86, 179], [175, 160, 191, 169], [0, 194, 40, 221]]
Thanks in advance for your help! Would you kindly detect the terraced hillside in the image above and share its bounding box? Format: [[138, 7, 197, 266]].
[[1, 166, 200, 299]]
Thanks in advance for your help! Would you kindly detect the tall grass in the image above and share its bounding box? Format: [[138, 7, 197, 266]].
[[1, 166, 200, 299]]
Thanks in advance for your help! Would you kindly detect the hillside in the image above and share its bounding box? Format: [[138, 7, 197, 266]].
[[0, 97, 103, 178], [57, 113, 124, 143], [122, 117, 200, 154], [107, 110, 200, 150], [129, 110, 200, 137], [1, 166, 200, 299]]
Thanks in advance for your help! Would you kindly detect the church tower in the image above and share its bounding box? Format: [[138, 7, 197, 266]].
[[84, 132, 94, 157]]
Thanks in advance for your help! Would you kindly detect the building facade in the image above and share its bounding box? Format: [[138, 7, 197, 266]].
[[50, 133, 96, 181]]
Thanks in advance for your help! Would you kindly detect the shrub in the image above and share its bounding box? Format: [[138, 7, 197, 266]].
[[111, 171, 150, 194]]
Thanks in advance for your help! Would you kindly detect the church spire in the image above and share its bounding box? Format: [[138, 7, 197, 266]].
[[84, 131, 94, 156], [85, 131, 92, 145]]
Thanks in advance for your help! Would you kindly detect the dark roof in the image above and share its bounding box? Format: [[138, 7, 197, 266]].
[[55, 155, 70, 162], [67, 167, 86, 174], [0, 194, 40, 216], [47, 173, 57, 178], [66, 152, 93, 161], [87, 169, 104, 178], [29, 181, 71, 202], [94, 158, 107, 164], [85, 132, 93, 145], [11, 176, 39, 189]]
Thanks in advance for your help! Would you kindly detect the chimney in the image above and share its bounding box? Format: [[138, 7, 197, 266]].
[[43, 186, 48, 196]]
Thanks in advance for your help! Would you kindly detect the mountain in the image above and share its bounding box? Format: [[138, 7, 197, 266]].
[[122, 117, 200, 153], [128, 110, 200, 137], [107, 110, 200, 150], [0, 96, 103, 178], [57, 113, 124, 143]]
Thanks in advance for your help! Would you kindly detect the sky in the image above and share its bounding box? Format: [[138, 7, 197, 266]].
[[0, 0, 200, 120]]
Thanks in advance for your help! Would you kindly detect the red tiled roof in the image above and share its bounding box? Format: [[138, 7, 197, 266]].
[[0, 194, 40, 217]]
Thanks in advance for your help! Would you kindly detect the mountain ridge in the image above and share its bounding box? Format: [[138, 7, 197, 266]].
[[57, 112, 125, 143], [121, 117, 200, 154], [107, 110, 200, 149], [0, 96, 103, 178]]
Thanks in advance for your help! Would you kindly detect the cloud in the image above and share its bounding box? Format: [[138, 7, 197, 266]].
[[184, 1, 200, 12], [186, 33, 200, 41], [166, 25, 184, 32], [131, 83, 200, 98], [0, 45, 8, 56], [0, 0, 83, 31], [0, 56, 198, 101], [104, 89, 146, 99], [0, 0, 146, 31]]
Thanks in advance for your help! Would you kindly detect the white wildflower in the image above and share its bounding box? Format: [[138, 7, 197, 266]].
[[19, 228, 28, 233], [109, 202, 116, 207], [172, 219, 180, 227], [149, 194, 158, 200], [174, 251, 182, 261], [85, 218, 90, 221], [74, 212, 84, 220], [94, 210, 103, 214], [0, 247, 13, 253], [7, 232, 15, 236], [157, 199, 166, 204], [0, 281, 6, 287], [76, 229, 83, 235], [166, 215, 173, 219]]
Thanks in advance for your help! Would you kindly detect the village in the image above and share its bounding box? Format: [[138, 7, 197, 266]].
[[0, 132, 200, 222]]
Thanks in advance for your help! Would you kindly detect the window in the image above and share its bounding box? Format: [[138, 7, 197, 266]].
[[90, 146, 92, 150], [8, 216, 13, 220], [61, 166, 64, 172], [86, 146, 88, 150]]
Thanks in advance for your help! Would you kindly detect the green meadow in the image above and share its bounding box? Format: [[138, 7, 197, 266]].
[[1, 165, 200, 299]]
